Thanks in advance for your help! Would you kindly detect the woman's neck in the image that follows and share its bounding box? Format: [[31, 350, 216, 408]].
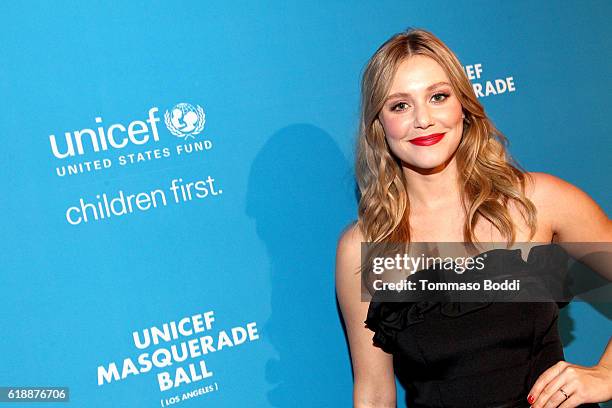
[[402, 157, 462, 211]]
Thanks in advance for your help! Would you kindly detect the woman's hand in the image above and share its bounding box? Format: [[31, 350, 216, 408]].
[[527, 360, 612, 407]]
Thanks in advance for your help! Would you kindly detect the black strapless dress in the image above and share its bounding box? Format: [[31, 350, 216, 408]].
[[365, 245, 602, 408]]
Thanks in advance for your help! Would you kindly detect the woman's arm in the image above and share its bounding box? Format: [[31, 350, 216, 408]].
[[527, 172, 612, 407], [530, 172, 612, 279], [336, 224, 397, 408]]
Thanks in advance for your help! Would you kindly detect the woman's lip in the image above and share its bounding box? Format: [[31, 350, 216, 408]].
[[409, 133, 446, 146]]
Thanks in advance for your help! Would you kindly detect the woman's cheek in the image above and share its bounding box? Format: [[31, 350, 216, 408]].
[[436, 102, 463, 125], [381, 115, 408, 140]]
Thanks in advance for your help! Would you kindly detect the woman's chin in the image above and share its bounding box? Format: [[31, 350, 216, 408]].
[[402, 157, 454, 174]]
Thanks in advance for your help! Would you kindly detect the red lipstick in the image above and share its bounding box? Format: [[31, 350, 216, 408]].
[[409, 133, 445, 146]]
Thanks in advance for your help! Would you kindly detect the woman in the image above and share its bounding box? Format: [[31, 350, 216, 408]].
[[335, 28, 612, 408]]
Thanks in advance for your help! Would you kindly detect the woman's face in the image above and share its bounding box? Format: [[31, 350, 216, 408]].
[[378, 55, 464, 173]]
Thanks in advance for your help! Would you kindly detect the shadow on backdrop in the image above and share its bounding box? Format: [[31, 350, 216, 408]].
[[246, 124, 355, 407]]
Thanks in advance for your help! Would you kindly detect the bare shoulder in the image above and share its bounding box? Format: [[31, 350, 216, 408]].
[[526, 171, 600, 210], [337, 222, 364, 256], [525, 172, 611, 241], [525, 172, 581, 199], [335, 222, 364, 280]]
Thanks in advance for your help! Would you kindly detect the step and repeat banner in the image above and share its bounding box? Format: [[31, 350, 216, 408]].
[[1, 1, 610, 407]]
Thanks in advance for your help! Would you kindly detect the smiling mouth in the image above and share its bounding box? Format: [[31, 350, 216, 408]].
[[409, 133, 446, 146]]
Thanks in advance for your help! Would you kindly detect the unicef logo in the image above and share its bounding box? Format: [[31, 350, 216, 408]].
[[164, 103, 205, 139]]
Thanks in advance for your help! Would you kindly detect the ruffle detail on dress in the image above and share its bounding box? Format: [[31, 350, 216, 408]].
[[439, 301, 494, 317], [365, 300, 493, 353], [365, 300, 439, 353], [364, 244, 572, 353]]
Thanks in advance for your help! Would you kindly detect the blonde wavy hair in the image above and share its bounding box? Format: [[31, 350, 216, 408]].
[[356, 28, 536, 245]]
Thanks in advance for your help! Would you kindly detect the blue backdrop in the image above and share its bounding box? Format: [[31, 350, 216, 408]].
[[1, 1, 610, 407]]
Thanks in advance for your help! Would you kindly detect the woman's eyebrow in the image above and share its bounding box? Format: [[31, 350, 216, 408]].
[[385, 81, 451, 101]]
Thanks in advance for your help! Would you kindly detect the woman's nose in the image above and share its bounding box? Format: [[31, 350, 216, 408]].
[[413, 104, 434, 129]]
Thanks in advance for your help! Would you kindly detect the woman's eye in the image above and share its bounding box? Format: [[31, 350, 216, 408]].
[[391, 102, 410, 111], [431, 92, 450, 103]]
